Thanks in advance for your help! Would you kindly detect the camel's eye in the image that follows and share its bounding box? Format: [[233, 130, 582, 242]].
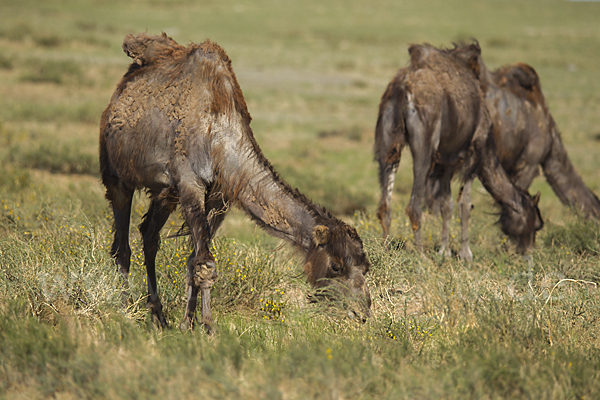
[[331, 262, 342, 273]]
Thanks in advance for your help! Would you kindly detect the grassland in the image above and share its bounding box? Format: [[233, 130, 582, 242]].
[[1, 0, 600, 398]]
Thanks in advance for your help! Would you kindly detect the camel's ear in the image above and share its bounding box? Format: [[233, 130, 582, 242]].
[[533, 192, 541, 206], [313, 225, 331, 247]]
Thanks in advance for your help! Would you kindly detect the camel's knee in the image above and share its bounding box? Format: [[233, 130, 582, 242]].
[[440, 196, 453, 217], [189, 256, 217, 289], [405, 204, 421, 233], [377, 201, 389, 220], [377, 202, 392, 235]]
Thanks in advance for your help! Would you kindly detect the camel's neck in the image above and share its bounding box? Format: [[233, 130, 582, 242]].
[[476, 134, 525, 211], [480, 157, 522, 207], [211, 119, 319, 252]]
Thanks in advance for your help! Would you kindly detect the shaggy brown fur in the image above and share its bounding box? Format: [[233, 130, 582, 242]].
[[100, 33, 371, 332], [374, 43, 543, 262], [464, 50, 600, 219]]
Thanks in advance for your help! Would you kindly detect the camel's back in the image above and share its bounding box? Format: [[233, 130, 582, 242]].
[[404, 44, 485, 151], [407, 44, 482, 109], [100, 35, 251, 189], [104, 35, 249, 136]]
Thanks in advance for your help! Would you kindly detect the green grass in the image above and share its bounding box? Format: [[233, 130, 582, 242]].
[[1, 0, 600, 398]]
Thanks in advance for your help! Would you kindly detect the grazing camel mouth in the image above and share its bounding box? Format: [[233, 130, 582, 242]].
[[308, 279, 372, 322]]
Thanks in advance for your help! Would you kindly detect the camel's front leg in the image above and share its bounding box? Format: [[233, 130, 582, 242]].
[[180, 249, 217, 333], [457, 178, 473, 263], [178, 181, 217, 333]]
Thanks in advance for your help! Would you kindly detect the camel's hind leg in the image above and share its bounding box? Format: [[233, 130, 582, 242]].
[[405, 152, 432, 251], [405, 111, 437, 252], [377, 162, 399, 239], [425, 178, 441, 217], [457, 178, 474, 263], [139, 197, 176, 328], [106, 182, 135, 304], [178, 181, 219, 333], [375, 124, 404, 239], [435, 168, 455, 258]]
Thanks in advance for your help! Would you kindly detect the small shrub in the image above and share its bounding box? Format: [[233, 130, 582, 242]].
[[259, 291, 286, 321], [209, 238, 290, 312], [0, 167, 31, 193], [34, 33, 63, 48], [0, 54, 13, 70], [542, 218, 600, 256]]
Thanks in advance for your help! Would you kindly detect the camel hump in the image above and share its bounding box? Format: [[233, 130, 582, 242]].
[[495, 63, 543, 105], [408, 43, 436, 68], [122, 32, 184, 66], [503, 63, 540, 92], [194, 40, 232, 66]]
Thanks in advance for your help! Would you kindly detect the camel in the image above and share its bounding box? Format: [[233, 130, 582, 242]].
[[374, 43, 543, 262], [462, 46, 600, 219], [100, 33, 371, 332]]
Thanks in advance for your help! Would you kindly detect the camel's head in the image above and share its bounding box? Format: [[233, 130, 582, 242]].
[[500, 191, 543, 254], [304, 224, 371, 321]]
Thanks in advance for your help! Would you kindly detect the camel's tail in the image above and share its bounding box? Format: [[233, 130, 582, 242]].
[[374, 74, 407, 237], [542, 119, 600, 219]]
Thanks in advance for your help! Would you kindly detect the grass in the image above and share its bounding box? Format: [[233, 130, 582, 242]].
[[1, 0, 600, 398]]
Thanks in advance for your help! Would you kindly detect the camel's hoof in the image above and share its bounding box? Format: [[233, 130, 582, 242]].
[[147, 302, 168, 329], [153, 314, 168, 329], [179, 318, 193, 331], [459, 247, 473, 264], [149, 311, 168, 329], [201, 321, 215, 335], [179, 318, 214, 334], [438, 248, 452, 258]]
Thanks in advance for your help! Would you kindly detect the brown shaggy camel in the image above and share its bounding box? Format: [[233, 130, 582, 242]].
[[462, 45, 600, 219], [100, 33, 371, 332], [374, 43, 543, 262]]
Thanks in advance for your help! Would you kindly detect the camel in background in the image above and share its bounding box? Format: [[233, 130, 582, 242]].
[[374, 43, 543, 262]]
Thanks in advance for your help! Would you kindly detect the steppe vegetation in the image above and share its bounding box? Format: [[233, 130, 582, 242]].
[[1, 0, 599, 398]]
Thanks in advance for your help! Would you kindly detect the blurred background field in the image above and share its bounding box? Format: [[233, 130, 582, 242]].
[[1, 0, 599, 398]]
